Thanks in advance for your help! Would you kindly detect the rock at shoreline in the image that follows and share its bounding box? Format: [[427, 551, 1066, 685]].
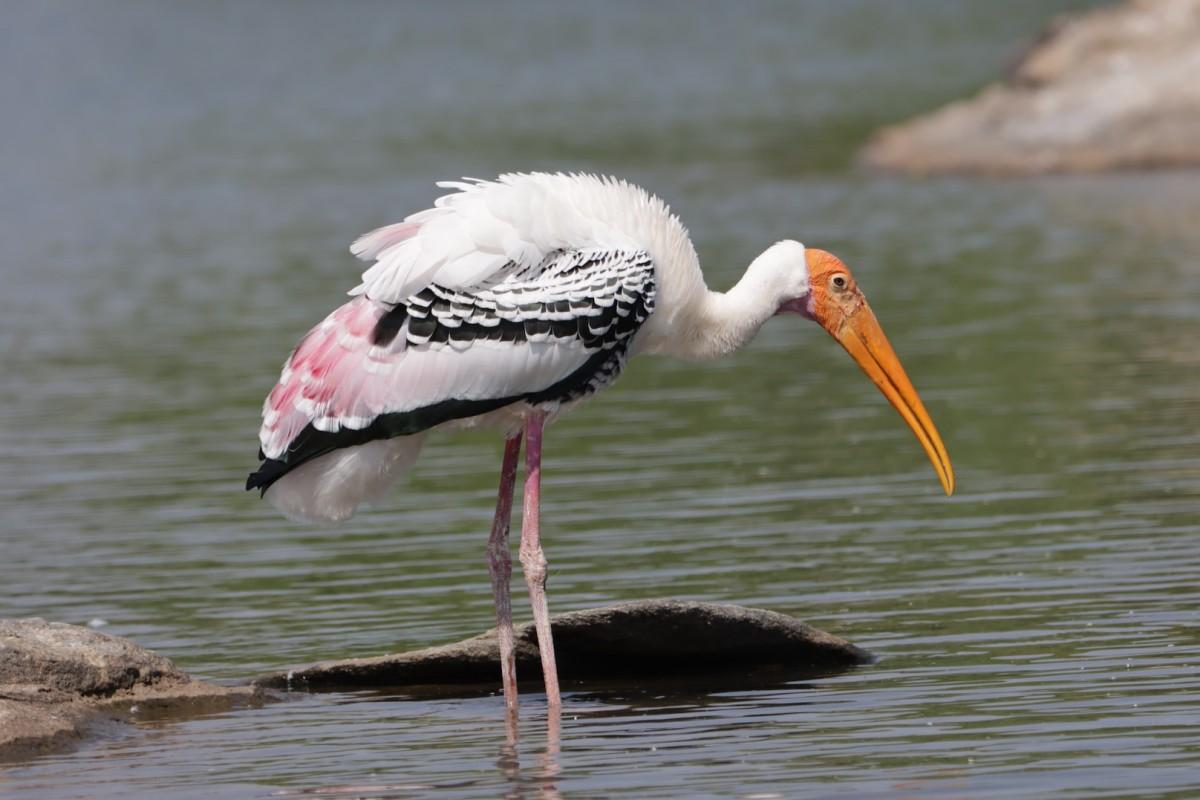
[[0, 619, 261, 762], [2, 603, 869, 761], [860, 0, 1200, 175], [256, 600, 872, 692]]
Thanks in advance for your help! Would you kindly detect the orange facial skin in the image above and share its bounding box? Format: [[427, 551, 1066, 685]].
[[803, 249, 955, 496]]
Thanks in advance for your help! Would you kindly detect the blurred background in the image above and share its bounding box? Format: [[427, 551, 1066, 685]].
[[3, 1, 1198, 797]]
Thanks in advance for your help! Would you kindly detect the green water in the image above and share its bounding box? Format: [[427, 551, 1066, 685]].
[[4, 1, 1199, 797]]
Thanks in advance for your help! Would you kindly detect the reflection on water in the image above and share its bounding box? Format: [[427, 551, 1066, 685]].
[[4, 1, 1199, 798]]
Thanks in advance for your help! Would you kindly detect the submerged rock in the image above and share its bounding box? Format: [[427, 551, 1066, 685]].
[[257, 600, 872, 692], [0, 619, 261, 761], [860, 0, 1200, 175]]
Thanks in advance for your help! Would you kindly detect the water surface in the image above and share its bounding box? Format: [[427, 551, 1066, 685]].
[[3, 1, 1199, 797]]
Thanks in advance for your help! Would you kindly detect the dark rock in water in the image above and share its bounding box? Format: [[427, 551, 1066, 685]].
[[0, 618, 263, 762], [256, 600, 872, 692], [1, 604, 869, 759]]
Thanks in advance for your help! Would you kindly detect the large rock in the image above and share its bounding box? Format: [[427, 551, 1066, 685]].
[[257, 600, 872, 692], [861, 0, 1200, 175], [0, 619, 261, 761]]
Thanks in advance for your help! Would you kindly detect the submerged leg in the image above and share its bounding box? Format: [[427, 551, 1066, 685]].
[[519, 411, 562, 708], [487, 433, 523, 720]]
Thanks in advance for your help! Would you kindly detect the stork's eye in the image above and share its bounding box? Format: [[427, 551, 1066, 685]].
[[831, 274, 848, 290]]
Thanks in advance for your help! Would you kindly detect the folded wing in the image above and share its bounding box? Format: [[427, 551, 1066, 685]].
[[248, 247, 656, 494]]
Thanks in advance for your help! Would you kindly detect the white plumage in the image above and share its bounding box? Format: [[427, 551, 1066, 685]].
[[351, 174, 678, 304], [264, 435, 426, 524], [250, 173, 711, 522]]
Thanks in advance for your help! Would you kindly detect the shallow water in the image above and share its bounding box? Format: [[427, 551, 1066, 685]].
[[4, 1, 1200, 797]]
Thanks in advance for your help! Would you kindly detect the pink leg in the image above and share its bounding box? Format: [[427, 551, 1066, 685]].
[[487, 433, 523, 721], [519, 411, 562, 708]]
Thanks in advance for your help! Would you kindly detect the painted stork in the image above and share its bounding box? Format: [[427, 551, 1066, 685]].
[[247, 172, 954, 714]]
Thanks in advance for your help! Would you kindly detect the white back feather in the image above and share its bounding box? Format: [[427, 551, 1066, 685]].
[[348, 174, 703, 345]]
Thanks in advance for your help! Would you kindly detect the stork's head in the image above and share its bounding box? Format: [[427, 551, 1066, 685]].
[[780, 246, 955, 496]]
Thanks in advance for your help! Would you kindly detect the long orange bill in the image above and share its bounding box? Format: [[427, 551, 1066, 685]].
[[833, 303, 955, 495]]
